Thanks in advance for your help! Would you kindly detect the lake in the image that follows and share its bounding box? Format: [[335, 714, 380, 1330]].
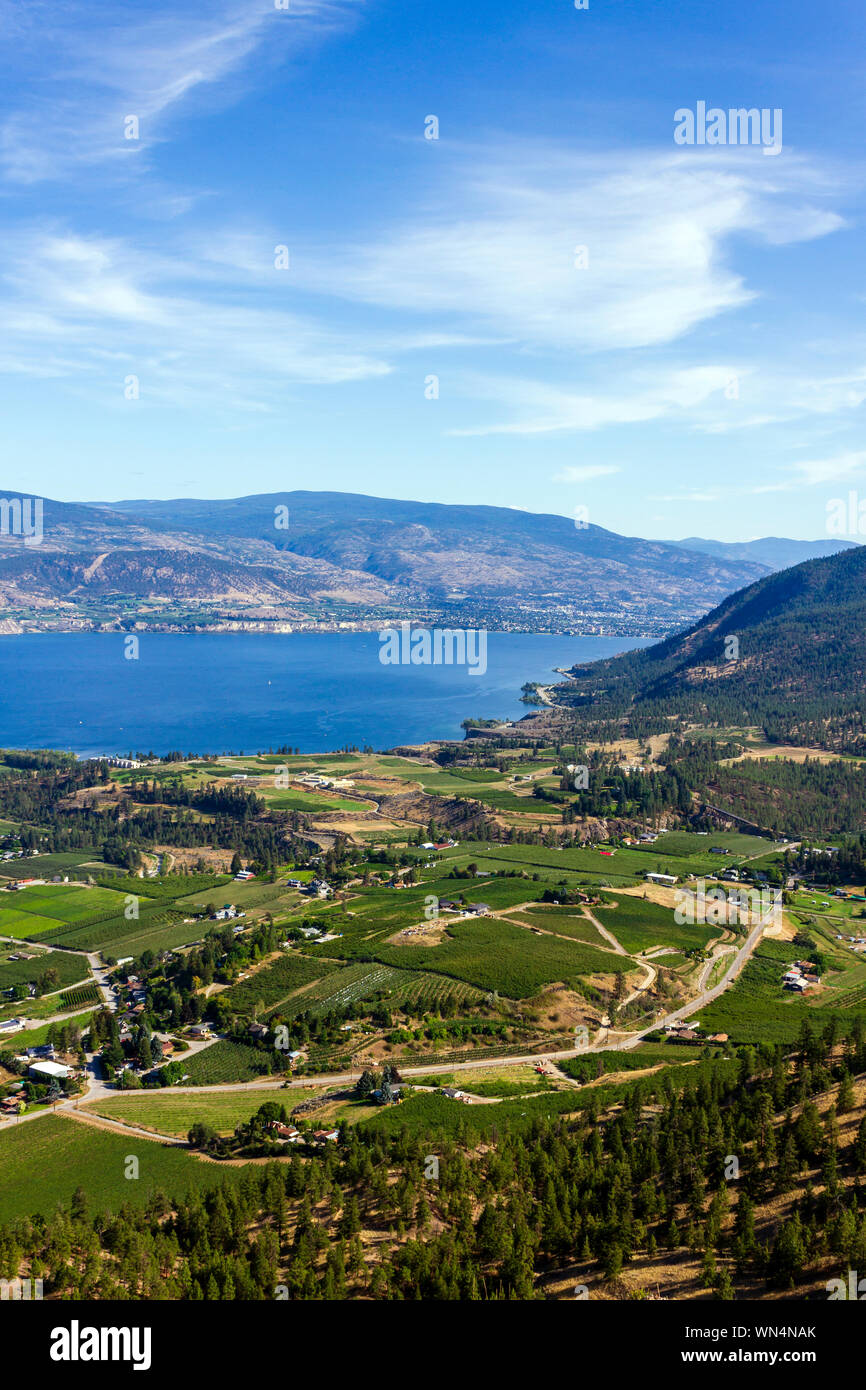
[[0, 632, 653, 755]]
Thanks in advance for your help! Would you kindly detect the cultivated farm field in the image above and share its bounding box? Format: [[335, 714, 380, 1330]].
[[0, 1116, 242, 1222]]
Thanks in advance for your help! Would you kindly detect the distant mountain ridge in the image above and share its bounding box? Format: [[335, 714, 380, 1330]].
[[669, 535, 857, 570], [0, 489, 770, 636], [0, 488, 847, 637]]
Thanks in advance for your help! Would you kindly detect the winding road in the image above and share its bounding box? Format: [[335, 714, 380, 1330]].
[[1, 902, 768, 1142]]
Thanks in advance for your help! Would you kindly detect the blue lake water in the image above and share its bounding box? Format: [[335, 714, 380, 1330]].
[[0, 632, 653, 756]]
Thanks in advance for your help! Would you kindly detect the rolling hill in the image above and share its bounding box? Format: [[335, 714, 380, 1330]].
[[552, 542, 866, 752]]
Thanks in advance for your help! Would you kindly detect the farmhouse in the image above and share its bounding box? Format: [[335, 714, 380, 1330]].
[[268, 1122, 301, 1142], [213, 904, 239, 920], [467, 903, 491, 916], [304, 880, 333, 898]]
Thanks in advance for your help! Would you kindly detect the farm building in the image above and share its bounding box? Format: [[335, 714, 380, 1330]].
[[28, 1060, 71, 1081]]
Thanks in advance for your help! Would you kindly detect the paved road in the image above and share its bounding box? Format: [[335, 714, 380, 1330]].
[[6, 950, 116, 1030], [86, 953, 116, 1011], [597, 918, 765, 1052], [1, 917, 767, 1135]]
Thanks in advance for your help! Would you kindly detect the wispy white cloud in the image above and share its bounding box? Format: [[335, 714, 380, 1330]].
[[0, 229, 391, 403], [447, 365, 737, 437], [301, 145, 845, 354], [750, 450, 866, 494], [0, 0, 364, 184]]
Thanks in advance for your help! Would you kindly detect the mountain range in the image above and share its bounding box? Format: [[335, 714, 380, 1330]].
[[669, 536, 857, 569], [0, 489, 853, 637]]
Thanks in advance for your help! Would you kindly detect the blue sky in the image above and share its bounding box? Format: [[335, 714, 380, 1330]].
[[1, 0, 864, 540]]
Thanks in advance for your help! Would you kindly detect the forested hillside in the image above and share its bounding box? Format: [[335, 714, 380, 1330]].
[[554, 545, 866, 753]]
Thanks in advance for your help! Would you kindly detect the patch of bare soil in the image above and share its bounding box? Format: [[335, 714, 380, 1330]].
[[312, 814, 406, 834], [386, 919, 450, 946], [518, 985, 603, 1032], [155, 845, 233, 872], [56, 785, 121, 811]]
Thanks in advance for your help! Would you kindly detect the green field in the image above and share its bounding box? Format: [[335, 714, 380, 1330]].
[[0, 910, 71, 938], [0, 884, 127, 924], [96, 872, 232, 900], [630, 831, 775, 859], [175, 1039, 276, 1085], [173, 879, 296, 914], [268, 962, 485, 1020], [80, 1089, 324, 1138], [0, 949, 89, 991], [435, 836, 778, 887], [218, 952, 339, 1017], [0, 1014, 95, 1050], [507, 908, 608, 944], [593, 894, 724, 954], [0, 1115, 243, 1222], [32, 906, 199, 955], [259, 788, 374, 812], [6, 852, 104, 876], [86, 914, 212, 959], [371, 917, 629, 999]]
